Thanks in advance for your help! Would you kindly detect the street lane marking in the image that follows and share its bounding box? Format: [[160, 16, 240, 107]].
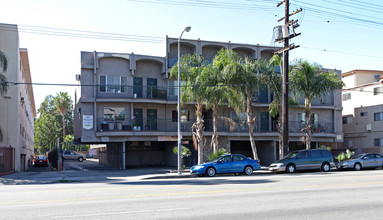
[[50, 208, 192, 219], [1, 180, 383, 206]]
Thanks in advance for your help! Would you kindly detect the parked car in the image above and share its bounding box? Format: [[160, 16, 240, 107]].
[[34, 155, 48, 167], [190, 154, 261, 177], [339, 153, 383, 171], [62, 150, 85, 162], [269, 149, 335, 173]]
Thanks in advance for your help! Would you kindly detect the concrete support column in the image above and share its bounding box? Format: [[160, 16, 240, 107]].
[[122, 142, 126, 170]]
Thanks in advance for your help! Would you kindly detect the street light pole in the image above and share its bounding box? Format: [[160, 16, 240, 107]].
[[178, 26, 191, 175]]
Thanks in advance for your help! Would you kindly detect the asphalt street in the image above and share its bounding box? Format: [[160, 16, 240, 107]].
[[1, 167, 383, 219]]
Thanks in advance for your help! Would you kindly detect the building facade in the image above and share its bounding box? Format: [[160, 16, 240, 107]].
[[342, 70, 383, 154], [74, 36, 343, 169], [0, 23, 36, 173]]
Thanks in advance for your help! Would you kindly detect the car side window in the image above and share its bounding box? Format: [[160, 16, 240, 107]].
[[320, 150, 331, 157], [298, 151, 309, 159], [222, 156, 232, 163], [368, 154, 375, 159], [233, 155, 245, 161], [309, 150, 321, 158], [376, 154, 382, 158]]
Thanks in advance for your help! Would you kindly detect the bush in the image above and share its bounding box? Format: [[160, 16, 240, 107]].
[[209, 148, 228, 161]]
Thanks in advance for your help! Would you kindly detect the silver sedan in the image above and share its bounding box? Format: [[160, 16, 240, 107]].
[[339, 153, 383, 171]]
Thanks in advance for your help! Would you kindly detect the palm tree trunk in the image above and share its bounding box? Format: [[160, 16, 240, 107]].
[[246, 87, 259, 160], [211, 100, 219, 153], [193, 98, 205, 164], [62, 115, 66, 140]]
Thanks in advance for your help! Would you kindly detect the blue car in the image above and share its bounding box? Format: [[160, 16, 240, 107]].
[[190, 154, 261, 177]]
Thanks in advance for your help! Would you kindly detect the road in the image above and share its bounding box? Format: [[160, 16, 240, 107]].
[[1, 169, 383, 219]]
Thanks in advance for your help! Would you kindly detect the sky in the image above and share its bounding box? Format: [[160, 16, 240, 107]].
[[1, 0, 383, 112]]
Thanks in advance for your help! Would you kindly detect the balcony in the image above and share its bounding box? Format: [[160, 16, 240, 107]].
[[95, 118, 334, 134], [96, 85, 178, 101]]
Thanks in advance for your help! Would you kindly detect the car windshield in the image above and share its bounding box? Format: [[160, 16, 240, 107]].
[[350, 154, 364, 159], [284, 151, 299, 159]]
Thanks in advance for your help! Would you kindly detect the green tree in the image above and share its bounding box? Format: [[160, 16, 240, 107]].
[[34, 94, 74, 154], [170, 54, 208, 164], [200, 63, 227, 153], [0, 50, 9, 95], [290, 60, 344, 149], [54, 92, 72, 140], [215, 49, 262, 160], [34, 113, 61, 154]]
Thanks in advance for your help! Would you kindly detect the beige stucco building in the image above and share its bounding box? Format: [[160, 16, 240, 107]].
[[0, 23, 36, 173], [74, 37, 343, 168], [342, 70, 383, 154]]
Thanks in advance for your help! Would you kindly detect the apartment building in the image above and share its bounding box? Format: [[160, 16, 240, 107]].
[[74, 36, 343, 168], [342, 70, 383, 154], [0, 23, 36, 173]]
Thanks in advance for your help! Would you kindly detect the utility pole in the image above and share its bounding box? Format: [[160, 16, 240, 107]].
[[275, 0, 302, 158]]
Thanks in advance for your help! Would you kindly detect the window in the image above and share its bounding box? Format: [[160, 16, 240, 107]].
[[342, 116, 352, 124], [298, 113, 319, 125], [374, 112, 383, 121], [168, 80, 178, 96], [233, 155, 246, 161], [100, 76, 127, 93], [310, 150, 322, 158], [172, 110, 190, 122], [104, 107, 125, 121], [373, 86, 383, 96], [344, 140, 353, 148], [342, 92, 351, 101], [374, 138, 383, 147], [360, 112, 368, 117]]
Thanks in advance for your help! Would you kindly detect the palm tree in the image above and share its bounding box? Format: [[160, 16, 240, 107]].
[[290, 60, 344, 149], [54, 92, 72, 140], [199, 63, 227, 153], [0, 50, 9, 95], [215, 49, 262, 160], [170, 54, 208, 164]]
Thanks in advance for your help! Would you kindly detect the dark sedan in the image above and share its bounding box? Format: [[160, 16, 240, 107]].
[[34, 155, 48, 167]]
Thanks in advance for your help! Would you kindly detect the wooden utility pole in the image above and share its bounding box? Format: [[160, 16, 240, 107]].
[[275, 1, 301, 158]]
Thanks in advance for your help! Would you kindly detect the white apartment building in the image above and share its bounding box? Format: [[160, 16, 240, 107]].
[[342, 70, 383, 154], [0, 23, 36, 173]]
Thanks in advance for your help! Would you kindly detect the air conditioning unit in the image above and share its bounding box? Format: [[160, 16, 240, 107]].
[[366, 124, 372, 131], [75, 74, 81, 81]]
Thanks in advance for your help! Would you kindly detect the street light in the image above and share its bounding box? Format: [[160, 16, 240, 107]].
[[178, 26, 191, 175]]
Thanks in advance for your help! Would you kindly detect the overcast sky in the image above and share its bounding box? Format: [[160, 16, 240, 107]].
[[1, 0, 382, 110]]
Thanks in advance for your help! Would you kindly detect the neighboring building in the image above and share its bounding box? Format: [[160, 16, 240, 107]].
[[74, 36, 343, 169], [342, 70, 383, 154], [0, 23, 36, 173]]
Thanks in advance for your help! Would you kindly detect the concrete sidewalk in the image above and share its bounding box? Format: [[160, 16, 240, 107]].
[[0, 167, 271, 185]]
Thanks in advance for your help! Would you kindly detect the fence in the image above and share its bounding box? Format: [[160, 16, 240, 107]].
[[0, 146, 14, 175]]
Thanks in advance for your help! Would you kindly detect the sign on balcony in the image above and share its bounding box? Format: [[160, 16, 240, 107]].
[[83, 115, 93, 130]]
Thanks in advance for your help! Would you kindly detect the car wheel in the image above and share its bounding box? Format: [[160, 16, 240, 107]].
[[205, 167, 216, 177], [78, 157, 83, 162], [286, 164, 296, 173], [354, 163, 362, 171], [321, 162, 331, 172], [244, 166, 253, 175]]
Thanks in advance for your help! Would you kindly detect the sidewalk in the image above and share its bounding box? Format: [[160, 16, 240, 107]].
[[0, 167, 271, 185]]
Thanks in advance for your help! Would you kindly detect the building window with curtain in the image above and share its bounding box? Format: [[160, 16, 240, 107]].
[[100, 75, 127, 93]]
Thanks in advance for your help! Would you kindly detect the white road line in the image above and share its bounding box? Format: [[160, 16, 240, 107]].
[[50, 208, 192, 219]]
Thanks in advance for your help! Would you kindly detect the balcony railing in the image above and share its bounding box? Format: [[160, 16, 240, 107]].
[[96, 85, 178, 101], [96, 118, 334, 134]]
